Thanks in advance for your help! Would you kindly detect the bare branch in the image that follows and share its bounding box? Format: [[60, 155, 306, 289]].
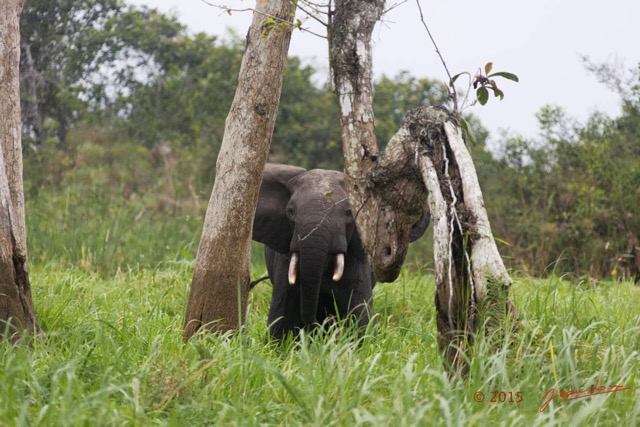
[[383, 0, 408, 16], [414, 0, 458, 112], [201, 0, 327, 39], [298, 1, 329, 27]]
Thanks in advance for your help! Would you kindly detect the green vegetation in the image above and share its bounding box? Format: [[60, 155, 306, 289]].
[[479, 95, 640, 278], [6, 2, 639, 424], [1, 264, 638, 425], [11, 150, 640, 425], [15, 130, 639, 424], [19, 0, 640, 280]]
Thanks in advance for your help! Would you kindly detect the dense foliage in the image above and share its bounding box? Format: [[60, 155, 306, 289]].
[[480, 72, 640, 280], [19, 0, 639, 281]]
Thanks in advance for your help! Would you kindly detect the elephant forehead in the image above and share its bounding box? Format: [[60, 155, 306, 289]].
[[296, 170, 345, 193]]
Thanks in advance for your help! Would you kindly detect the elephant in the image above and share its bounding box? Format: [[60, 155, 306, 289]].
[[252, 163, 429, 339]]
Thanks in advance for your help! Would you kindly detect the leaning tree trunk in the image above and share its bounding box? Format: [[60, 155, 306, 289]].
[[0, 0, 38, 341], [329, 0, 515, 373], [183, 0, 296, 340]]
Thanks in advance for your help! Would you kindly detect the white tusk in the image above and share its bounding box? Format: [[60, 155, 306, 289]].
[[332, 253, 345, 282], [288, 253, 299, 285]]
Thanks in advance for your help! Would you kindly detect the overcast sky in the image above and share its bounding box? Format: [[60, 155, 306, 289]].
[[129, 0, 640, 144]]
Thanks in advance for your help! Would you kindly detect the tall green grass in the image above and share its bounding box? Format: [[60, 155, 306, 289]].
[[1, 264, 638, 426], [12, 154, 639, 425], [25, 184, 202, 273], [25, 166, 268, 275]]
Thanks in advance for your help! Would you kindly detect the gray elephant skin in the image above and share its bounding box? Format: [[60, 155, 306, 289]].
[[252, 163, 429, 339]]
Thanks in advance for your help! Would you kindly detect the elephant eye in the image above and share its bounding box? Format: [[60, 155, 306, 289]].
[[345, 209, 353, 223], [286, 206, 295, 219]]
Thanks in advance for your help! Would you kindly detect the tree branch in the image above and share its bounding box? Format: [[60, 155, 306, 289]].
[[201, 0, 327, 39], [414, 0, 458, 111]]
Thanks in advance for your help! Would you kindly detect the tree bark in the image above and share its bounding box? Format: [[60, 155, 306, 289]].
[[411, 109, 515, 371], [329, 0, 515, 373], [329, 0, 427, 282], [183, 0, 296, 340], [0, 0, 38, 340]]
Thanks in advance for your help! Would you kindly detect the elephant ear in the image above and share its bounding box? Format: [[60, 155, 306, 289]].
[[252, 163, 306, 254], [409, 210, 431, 242]]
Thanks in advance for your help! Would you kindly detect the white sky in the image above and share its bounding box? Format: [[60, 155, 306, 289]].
[[129, 0, 640, 144]]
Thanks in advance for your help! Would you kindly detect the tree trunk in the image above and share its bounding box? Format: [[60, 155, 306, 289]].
[[183, 0, 296, 340], [0, 0, 38, 341], [19, 39, 44, 148], [329, 0, 515, 373], [329, 0, 427, 283], [411, 109, 515, 372]]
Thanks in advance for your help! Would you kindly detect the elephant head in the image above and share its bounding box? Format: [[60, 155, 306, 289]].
[[252, 163, 429, 334], [252, 164, 355, 325]]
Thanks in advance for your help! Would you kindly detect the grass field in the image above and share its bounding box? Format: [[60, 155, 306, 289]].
[[0, 187, 637, 426], [1, 260, 638, 426]]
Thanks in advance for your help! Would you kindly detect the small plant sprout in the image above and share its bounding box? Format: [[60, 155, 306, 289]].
[[451, 62, 519, 107]]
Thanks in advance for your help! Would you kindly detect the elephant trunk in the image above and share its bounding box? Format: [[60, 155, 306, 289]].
[[296, 239, 330, 327]]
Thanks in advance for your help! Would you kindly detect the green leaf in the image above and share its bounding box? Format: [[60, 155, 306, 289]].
[[488, 72, 519, 82], [179, 249, 194, 260], [493, 236, 512, 246], [459, 118, 477, 145], [484, 62, 493, 76], [491, 87, 505, 100], [450, 72, 464, 87], [477, 86, 489, 105]]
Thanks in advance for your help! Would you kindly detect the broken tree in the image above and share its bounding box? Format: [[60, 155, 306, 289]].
[[0, 0, 38, 341], [183, 0, 296, 340], [329, 0, 515, 371]]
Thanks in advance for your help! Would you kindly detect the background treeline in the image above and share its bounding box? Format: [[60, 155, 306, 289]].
[[20, 0, 639, 281]]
